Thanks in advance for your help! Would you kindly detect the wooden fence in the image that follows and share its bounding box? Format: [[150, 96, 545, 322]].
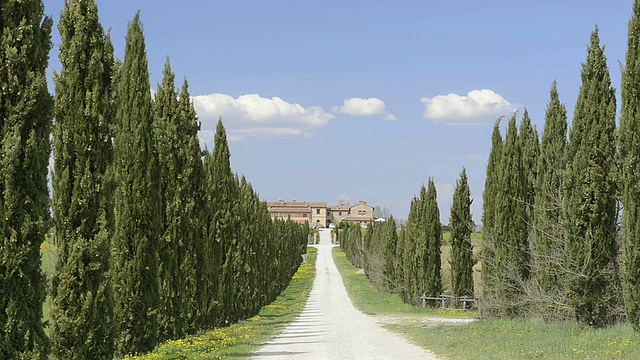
[[419, 294, 483, 319]]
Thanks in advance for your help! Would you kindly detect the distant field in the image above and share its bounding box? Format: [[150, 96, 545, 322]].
[[40, 237, 57, 334], [441, 231, 483, 296]]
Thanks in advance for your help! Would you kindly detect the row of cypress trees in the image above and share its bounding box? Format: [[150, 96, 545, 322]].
[[338, 172, 475, 308], [0, 0, 53, 358], [481, 1, 640, 330], [0, 1, 308, 358]]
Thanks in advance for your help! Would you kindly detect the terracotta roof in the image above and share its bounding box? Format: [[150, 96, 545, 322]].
[[308, 202, 328, 207], [269, 208, 310, 214], [268, 203, 311, 209]]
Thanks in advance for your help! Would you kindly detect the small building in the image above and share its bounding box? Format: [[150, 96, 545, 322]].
[[267, 199, 374, 228], [327, 205, 351, 223], [336, 200, 374, 227], [267, 199, 312, 225]]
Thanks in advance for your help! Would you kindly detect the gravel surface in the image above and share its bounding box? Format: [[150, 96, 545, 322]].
[[252, 229, 438, 360]]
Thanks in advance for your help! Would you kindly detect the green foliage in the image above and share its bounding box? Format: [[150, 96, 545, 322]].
[[399, 181, 443, 306], [519, 110, 539, 225], [153, 60, 204, 341], [481, 119, 503, 288], [0, 1, 53, 358], [532, 81, 568, 295], [483, 115, 532, 317], [620, 0, 640, 332], [449, 168, 474, 299], [49, 1, 116, 357], [339, 221, 364, 268], [128, 248, 317, 360], [200, 120, 309, 333], [112, 13, 161, 356], [362, 218, 398, 292], [424, 179, 443, 301], [564, 27, 619, 327]]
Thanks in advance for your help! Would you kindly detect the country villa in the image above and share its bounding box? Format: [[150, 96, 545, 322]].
[[267, 199, 375, 228]]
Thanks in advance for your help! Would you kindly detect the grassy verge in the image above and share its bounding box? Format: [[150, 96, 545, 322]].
[[332, 247, 475, 318], [334, 246, 639, 359], [128, 247, 317, 360], [392, 318, 638, 359]]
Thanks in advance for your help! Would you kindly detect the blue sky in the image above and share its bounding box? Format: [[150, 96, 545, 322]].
[[42, 0, 634, 224]]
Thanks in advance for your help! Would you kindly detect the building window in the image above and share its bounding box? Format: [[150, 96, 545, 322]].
[[316, 209, 320, 215], [303, 213, 308, 218]]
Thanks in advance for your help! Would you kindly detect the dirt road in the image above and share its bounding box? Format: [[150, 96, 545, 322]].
[[252, 228, 438, 360]]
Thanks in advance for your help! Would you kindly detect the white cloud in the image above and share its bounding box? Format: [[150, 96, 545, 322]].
[[191, 93, 335, 143], [420, 89, 518, 125], [332, 97, 397, 121]]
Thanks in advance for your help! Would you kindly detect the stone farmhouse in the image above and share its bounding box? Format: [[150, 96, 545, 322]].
[[267, 199, 374, 228]]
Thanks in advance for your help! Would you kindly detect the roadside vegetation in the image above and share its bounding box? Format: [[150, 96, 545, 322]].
[[334, 246, 640, 359], [126, 247, 316, 359], [333, 247, 475, 318]]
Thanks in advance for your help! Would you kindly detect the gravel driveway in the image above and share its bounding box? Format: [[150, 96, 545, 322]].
[[252, 228, 438, 360]]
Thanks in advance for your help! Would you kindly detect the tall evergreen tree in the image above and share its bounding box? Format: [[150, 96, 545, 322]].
[[204, 119, 238, 327], [564, 27, 618, 327], [481, 119, 503, 287], [533, 81, 567, 294], [153, 59, 205, 340], [50, 0, 115, 357], [450, 168, 474, 300], [620, 0, 640, 332], [0, 1, 53, 358], [424, 178, 443, 300], [175, 80, 205, 333], [395, 227, 407, 300], [488, 115, 530, 315], [383, 217, 399, 292], [112, 13, 161, 355], [519, 110, 539, 224], [405, 186, 427, 304]]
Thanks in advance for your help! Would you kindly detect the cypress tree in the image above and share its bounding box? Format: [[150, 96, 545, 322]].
[[154, 59, 201, 340], [533, 81, 567, 294], [50, 0, 115, 357], [424, 178, 442, 300], [0, 1, 52, 358], [450, 168, 474, 300], [383, 217, 398, 292], [407, 186, 428, 305], [176, 80, 205, 333], [204, 119, 238, 327], [489, 115, 529, 315], [395, 227, 407, 300], [620, 0, 640, 332], [481, 119, 503, 287], [112, 13, 161, 354], [564, 27, 618, 327], [519, 109, 539, 224]]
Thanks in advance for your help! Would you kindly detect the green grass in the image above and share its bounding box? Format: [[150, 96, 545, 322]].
[[334, 246, 640, 359], [40, 238, 57, 335], [128, 247, 317, 359], [332, 247, 475, 318], [391, 319, 639, 359]]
